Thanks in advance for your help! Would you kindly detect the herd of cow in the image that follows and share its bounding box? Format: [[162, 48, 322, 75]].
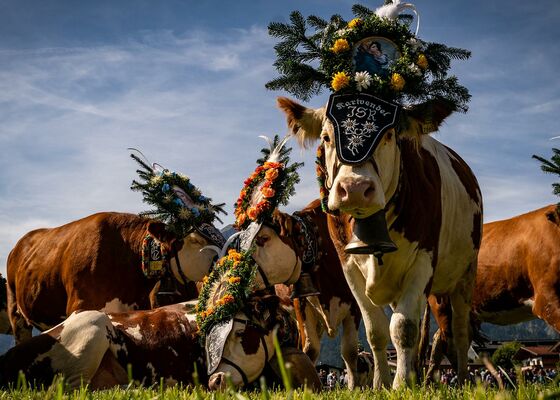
[[0, 96, 558, 392]]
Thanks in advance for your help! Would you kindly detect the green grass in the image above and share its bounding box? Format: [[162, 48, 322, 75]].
[[2, 382, 560, 400]]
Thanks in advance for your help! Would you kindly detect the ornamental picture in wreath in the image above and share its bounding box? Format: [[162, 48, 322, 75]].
[[326, 93, 399, 165], [353, 37, 401, 79]]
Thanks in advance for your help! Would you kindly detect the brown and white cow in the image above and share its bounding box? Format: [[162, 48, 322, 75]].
[[278, 97, 483, 387], [425, 204, 560, 378], [272, 200, 362, 389], [6, 212, 219, 344], [0, 297, 319, 391]]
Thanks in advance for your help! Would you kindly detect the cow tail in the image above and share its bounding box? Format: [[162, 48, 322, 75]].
[[293, 298, 307, 350], [416, 300, 431, 376]]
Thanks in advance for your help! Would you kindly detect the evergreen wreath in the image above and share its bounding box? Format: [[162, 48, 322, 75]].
[[196, 248, 258, 338], [266, 2, 471, 111], [130, 152, 226, 238], [234, 135, 303, 230]]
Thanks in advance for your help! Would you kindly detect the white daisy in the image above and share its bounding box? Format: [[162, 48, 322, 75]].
[[408, 63, 422, 76], [354, 71, 372, 92]]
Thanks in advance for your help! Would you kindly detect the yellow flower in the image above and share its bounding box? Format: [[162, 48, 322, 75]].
[[347, 18, 362, 29], [202, 275, 209, 285], [330, 38, 350, 54], [417, 53, 428, 70], [229, 276, 241, 284], [331, 71, 350, 91], [227, 249, 242, 262], [390, 73, 406, 91]]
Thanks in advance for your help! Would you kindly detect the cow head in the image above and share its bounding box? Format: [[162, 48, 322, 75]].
[[251, 224, 301, 289], [278, 97, 455, 218], [147, 222, 216, 282], [207, 295, 282, 390]]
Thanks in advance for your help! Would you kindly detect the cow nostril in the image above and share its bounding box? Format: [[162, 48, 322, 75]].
[[209, 373, 224, 390], [337, 183, 348, 200], [364, 186, 375, 199]]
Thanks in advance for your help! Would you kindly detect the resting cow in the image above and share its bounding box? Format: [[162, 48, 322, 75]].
[[0, 296, 319, 391], [425, 204, 560, 378], [6, 212, 222, 344], [278, 97, 483, 387], [272, 200, 362, 389]]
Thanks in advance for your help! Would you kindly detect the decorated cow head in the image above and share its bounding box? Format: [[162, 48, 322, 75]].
[[206, 295, 285, 390], [267, 1, 470, 255], [130, 150, 227, 282]]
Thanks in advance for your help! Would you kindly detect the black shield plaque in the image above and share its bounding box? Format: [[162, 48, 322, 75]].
[[326, 93, 399, 165]]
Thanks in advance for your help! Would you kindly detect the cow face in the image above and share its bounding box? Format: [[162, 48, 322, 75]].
[[147, 222, 215, 282], [208, 296, 279, 390], [251, 225, 301, 289], [278, 97, 454, 218]]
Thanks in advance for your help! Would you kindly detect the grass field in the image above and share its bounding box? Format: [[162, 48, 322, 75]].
[[2, 380, 560, 400]]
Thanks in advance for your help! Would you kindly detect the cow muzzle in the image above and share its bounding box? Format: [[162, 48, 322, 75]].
[[208, 372, 229, 391], [332, 175, 383, 216]]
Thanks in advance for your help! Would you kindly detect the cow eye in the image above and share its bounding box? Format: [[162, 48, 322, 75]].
[[255, 235, 270, 247], [321, 133, 331, 144]]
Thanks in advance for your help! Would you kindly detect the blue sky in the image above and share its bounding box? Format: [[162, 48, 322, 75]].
[[1, 0, 559, 275]]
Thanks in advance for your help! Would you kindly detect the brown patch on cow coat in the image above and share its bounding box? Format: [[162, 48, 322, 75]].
[[390, 138, 442, 266]]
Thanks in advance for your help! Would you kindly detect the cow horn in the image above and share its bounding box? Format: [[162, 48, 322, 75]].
[[344, 209, 398, 258]]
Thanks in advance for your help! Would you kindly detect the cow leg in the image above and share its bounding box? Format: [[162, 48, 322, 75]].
[[89, 349, 128, 389], [301, 302, 322, 364], [7, 283, 32, 344], [449, 276, 474, 384], [425, 328, 446, 383], [340, 314, 359, 389], [343, 262, 391, 388], [532, 282, 560, 332]]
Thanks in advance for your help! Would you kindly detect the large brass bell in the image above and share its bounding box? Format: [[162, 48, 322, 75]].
[[291, 272, 320, 299], [344, 209, 398, 260]]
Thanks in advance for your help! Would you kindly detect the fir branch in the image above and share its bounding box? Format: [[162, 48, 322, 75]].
[[351, 4, 375, 19]]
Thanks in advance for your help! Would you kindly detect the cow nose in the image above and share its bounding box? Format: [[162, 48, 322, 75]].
[[209, 372, 228, 391], [337, 180, 375, 203]]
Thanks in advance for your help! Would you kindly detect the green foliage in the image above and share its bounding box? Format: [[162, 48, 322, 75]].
[[533, 148, 560, 199], [130, 152, 226, 238], [266, 3, 471, 111], [491, 341, 522, 369]]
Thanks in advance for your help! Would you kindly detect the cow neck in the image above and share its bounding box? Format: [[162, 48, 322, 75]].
[[171, 252, 191, 286], [219, 317, 271, 387]]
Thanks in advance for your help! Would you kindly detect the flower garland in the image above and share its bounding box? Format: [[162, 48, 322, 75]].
[[196, 248, 257, 338], [266, 4, 471, 111], [234, 135, 302, 230], [234, 161, 283, 230], [130, 152, 226, 238]]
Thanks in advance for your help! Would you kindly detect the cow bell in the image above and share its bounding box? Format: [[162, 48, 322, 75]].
[[291, 273, 320, 299], [344, 209, 398, 259], [155, 273, 181, 307]]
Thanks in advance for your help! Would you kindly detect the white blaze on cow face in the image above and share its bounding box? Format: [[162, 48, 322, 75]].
[[173, 231, 214, 282], [208, 314, 274, 390], [252, 226, 301, 289]]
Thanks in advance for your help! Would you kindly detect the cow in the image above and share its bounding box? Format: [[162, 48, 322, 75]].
[[271, 200, 362, 389], [0, 297, 319, 391], [277, 96, 483, 387], [5, 212, 222, 345], [425, 204, 560, 379]]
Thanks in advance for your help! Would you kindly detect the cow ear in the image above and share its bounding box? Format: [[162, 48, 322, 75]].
[[277, 97, 324, 148], [147, 222, 177, 244], [270, 210, 294, 238], [405, 98, 456, 134]]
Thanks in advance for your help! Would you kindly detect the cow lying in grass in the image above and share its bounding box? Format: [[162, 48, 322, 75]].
[[0, 295, 320, 391]]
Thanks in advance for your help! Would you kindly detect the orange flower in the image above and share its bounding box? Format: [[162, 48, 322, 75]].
[[247, 206, 259, 220], [232, 261, 241, 268], [347, 18, 362, 29], [264, 161, 281, 169], [221, 294, 235, 304], [390, 73, 405, 91], [236, 213, 246, 227], [330, 38, 350, 54], [417, 53, 428, 70], [261, 187, 276, 198], [256, 201, 270, 212], [228, 249, 242, 262], [331, 71, 350, 91], [265, 168, 279, 181], [202, 275, 209, 285], [206, 307, 214, 316]]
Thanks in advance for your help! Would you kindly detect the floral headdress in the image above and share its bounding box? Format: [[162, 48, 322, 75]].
[[266, 1, 471, 112], [196, 248, 257, 339], [234, 135, 303, 230], [130, 150, 226, 245]]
